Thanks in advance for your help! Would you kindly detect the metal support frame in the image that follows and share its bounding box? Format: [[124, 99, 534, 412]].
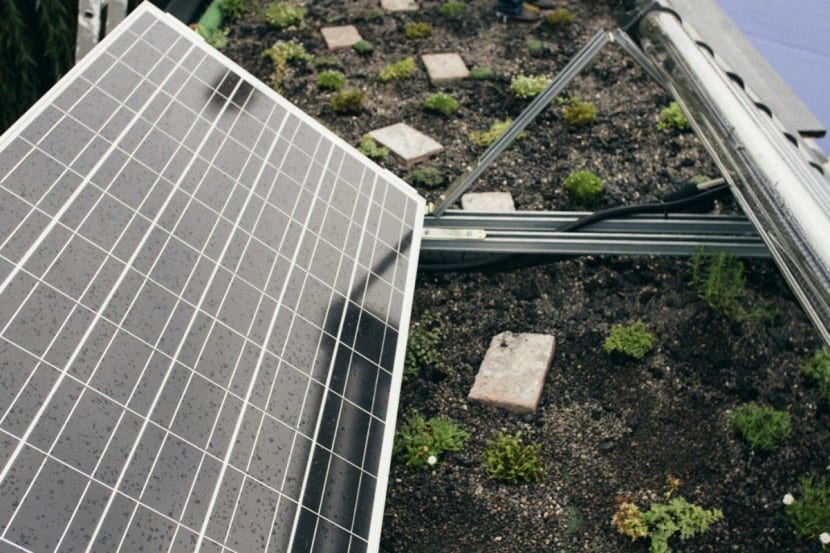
[[76, 0, 130, 62]]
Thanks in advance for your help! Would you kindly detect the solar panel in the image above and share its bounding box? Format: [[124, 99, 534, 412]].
[[0, 4, 424, 552]]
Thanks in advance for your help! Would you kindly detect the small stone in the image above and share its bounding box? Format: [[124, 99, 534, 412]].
[[381, 0, 418, 11], [461, 191, 515, 211]]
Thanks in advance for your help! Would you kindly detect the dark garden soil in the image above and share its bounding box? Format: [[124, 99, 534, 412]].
[[223, 2, 828, 551]]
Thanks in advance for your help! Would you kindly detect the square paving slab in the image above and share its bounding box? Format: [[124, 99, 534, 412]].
[[368, 122, 443, 167], [421, 53, 470, 84], [461, 192, 515, 211], [381, 0, 418, 11], [468, 331, 556, 414], [320, 25, 362, 49]]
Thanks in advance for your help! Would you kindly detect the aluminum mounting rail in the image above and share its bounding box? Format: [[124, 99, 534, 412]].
[[421, 211, 767, 257]]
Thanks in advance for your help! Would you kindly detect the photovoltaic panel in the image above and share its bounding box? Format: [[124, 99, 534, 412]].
[[0, 4, 424, 553]]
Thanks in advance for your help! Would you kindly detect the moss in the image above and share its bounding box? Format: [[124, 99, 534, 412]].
[[423, 93, 459, 116], [469, 66, 495, 80], [379, 57, 416, 82], [562, 169, 604, 205], [352, 39, 374, 55], [409, 166, 445, 188], [264, 1, 305, 28], [510, 74, 550, 99], [546, 7, 573, 25], [469, 119, 525, 148], [316, 70, 346, 91], [562, 96, 597, 126], [658, 101, 690, 131], [404, 21, 432, 39], [439, 1, 465, 16], [329, 89, 365, 114], [525, 38, 544, 57], [262, 40, 311, 90], [356, 136, 388, 160], [602, 321, 655, 360]]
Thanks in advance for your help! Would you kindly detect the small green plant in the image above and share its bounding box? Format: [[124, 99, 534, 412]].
[[439, 1, 465, 16], [393, 413, 469, 469], [218, 0, 246, 21], [546, 7, 574, 25], [352, 39, 375, 55], [525, 38, 544, 57], [510, 74, 550, 99], [562, 96, 598, 126], [264, 1, 305, 28], [469, 119, 525, 148], [404, 310, 446, 378], [482, 431, 545, 484], [409, 166, 445, 188], [262, 40, 311, 90], [357, 136, 388, 160], [313, 56, 339, 69], [404, 21, 432, 39], [469, 66, 495, 80], [690, 248, 771, 321], [603, 321, 656, 360], [316, 70, 346, 91], [379, 57, 416, 82], [785, 476, 830, 543], [803, 348, 830, 400], [329, 89, 365, 114], [195, 24, 229, 49], [423, 93, 459, 116], [562, 169, 604, 205], [658, 101, 690, 131], [729, 402, 791, 452]]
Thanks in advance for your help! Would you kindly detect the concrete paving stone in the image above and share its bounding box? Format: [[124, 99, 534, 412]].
[[381, 0, 418, 11], [421, 53, 470, 84], [468, 331, 556, 414], [320, 25, 362, 49], [368, 123, 443, 167], [461, 192, 515, 212]]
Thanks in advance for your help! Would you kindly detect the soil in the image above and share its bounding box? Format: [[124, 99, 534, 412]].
[[223, 2, 828, 551]]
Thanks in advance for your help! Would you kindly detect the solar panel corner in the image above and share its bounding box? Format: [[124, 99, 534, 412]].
[[0, 3, 425, 552]]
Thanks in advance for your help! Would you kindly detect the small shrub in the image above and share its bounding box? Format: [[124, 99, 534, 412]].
[[562, 96, 598, 126], [525, 38, 544, 57], [603, 321, 655, 360], [329, 89, 365, 114], [546, 7, 573, 25], [264, 1, 305, 28], [404, 21, 432, 39], [658, 101, 690, 131], [785, 476, 830, 541], [562, 169, 604, 205], [803, 348, 830, 400], [352, 39, 375, 55], [483, 431, 545, 484], [729, 402, 791, 451], [690, 248, 771, 321], [316, 70, 346, 91], [510, 74, 550, 99], [404, 310, 446, 378], [380, 57, 416, 82], [393, 414, 469, 469], [409, 166, 445, 188], [357, 136, 388, 161], [439, 1, 465, 16], [423, 93, 459, 116], [469, 66, 495, 80], [218, 0, 246, 21], [469, 119, 525, 148]]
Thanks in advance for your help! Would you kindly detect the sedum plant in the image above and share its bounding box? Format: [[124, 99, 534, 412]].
[[380, 57, 416, 82], [546, 7, 573, 25], [404, 21, 432, 39], [316, 70, 346, 91], [404, 310, 446, 378], [264, 1, 305, 28], [690, 248, 771, 321], [510, 74, 550, 99], [329, 89, 365, 114], [729, 402, 791, 452], [423, 93, 459, 116], [525, 38, 544, 57], [482, 431, 545, 484], [439, 1, 465, 16], [469, 118, 525, 148], [785, 476, 830, 543], [603, 321, 656, 360], [658, 101, 690, 131], [352, 39, 374, 55], [469, 66, 495, 80], [803, 347, 830, 400], [218, 0, 246, 21], [262, 40, 311, 90], [562, 169, 604, 205], [409, 166, 445, 188], [394, 413, 469, 469], [357, 136, 388, 160], [562, 96, 597, 126]]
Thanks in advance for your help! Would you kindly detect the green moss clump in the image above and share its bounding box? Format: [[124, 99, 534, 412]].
[[316, 70, 346, 91], [658, 101, 690, 131], [729, 402, 791, 451], [409, 166, 445, 188], [218, 0, 246, 21], [352, 39, 374, 55], [394, 414, 469, 469], [329, 89, 365, 114], [469, 66, 495, 80], [357, 136, 388, 160], [439, 1, 465, 16], [264, 1, 305, 28], [546, 7, 573, 25], [525, 38, 544, 57], [562, 96, 597, 126], [562, 169, 604, 205], [469, 119, 525, 148], [404, 21, 432, 39], [313, 56, 340, 69], [803, 347, 830, 400], [510, 74, 551, 99], [379, 57, 416, 82], [482, 432, 545, 484], [603, 321, 655, 360], [423, 93, 459, 116], [262, 40, 311, 90]]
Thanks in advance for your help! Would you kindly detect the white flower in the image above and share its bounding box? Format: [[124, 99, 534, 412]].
[[427, 455, 438, 466], [820, 532, 830, 545], [783, 493, 795, 506]]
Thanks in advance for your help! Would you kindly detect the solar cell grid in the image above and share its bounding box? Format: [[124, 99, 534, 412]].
[[0, 4, 423, 553]]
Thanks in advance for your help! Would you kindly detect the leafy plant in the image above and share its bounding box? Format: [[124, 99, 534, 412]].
[[643, 497, 723, 552], [562, 169, 604, 205], [264, 1, 305, 28], [380, 57, 416, 82], [525, 38, 544, 57], [546, 7, 574, 25], [482, 431, 545, 484], [785, 476, 830, 541], [352, 39, 375, 55], [603, 321, 656, 360], [316, 70, 346, 91], [262, 40, 311, 90], [562, 96, 598, 126], [423, 93, 459, 116], [690, 248, 771, 321], [404, 310, 446, 378], [510, 74, 550, 99], [729, 402, 791, 451], [357, 136, 388, 160], [612, 501, 649, 540], [409, 167, 445, 188], [439, 1, 465, 16], [329, 89, 365, 114], [393, 413, 469, 469], [469, 119, 525, 148], [404, 21, 432, 39], [658, 101, 690, 131], [469, 66, 495, 80], [218, 0, 246, 21], [803, 348, 830, 400]]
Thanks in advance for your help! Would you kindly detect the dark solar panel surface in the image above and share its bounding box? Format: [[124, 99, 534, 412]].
[[0, 4, 423, 552]]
